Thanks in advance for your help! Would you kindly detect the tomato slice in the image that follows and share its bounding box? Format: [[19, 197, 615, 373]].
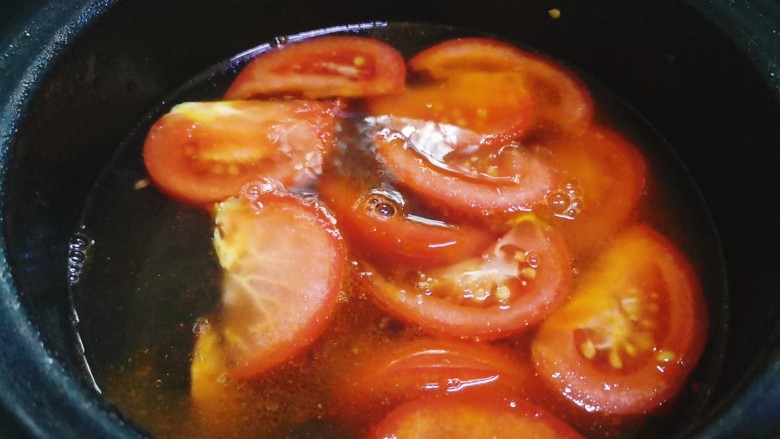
[[367, 71, 535, 144], [532, 225, 708, 415], [330, 339, 531, 422], [369, 394, 584, 439], [373, 121, 554, 218], [210, 183, 345, 378], [408, 37, 593, 136], [143, 100, 337, 205], [224, 36, 406, 100], [362, 215, 572, 339], [318, 173, 495, 268], [535, 127, 647, 258], [190, 317, 244, 433]]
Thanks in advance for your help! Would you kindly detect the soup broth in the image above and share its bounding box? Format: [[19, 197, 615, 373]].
[[70, 22, 726, 439]]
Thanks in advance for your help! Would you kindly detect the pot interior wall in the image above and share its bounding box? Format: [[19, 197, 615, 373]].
[[2, 0, 780, 437]]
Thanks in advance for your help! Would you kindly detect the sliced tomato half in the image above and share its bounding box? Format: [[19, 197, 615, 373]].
[[367, 71, 535, 144], [330, 339, 530, 422], [318, 173, 495, 268], [373, 122, 554, 218], [369, 393, 584, 439], [535, 127, 647, 258], [532, 225, 708, 415], [143, 100, 337, 205], [362, 215, 572, 339], [408, 37, 593, 136], [211, 184, 345, 378], [224, 36, 406, 100]]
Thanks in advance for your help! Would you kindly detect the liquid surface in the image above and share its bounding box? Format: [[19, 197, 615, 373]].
[[70, 22, 727, 439]]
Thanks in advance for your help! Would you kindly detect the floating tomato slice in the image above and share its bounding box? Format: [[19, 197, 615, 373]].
[[369, 394, 584, 439], [318, 173, 494, 268], [330, 339, 531, 423], [210, 184, 345, 378], [224, 36, 406, 100], [532, 225, 708, 415], [535, 127, 646, 258], [362, 215, 572, 339], [409, 37, 593, 135], [367, 72, 535, 144], [373, 122, 554, 218], [142, 100, 337, 205]]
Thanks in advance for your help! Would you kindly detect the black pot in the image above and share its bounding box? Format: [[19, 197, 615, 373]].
[[2, 0, 780, 437]]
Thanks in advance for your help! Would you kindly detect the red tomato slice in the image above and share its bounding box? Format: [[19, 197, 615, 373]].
[[369, 394, 584, 439], [409, 37, 593, 136], [367, 72, 535, 144], [362, 215, 572, 339], [211, 184, 345, 378], [318, 173, 495, 268], [532, 225, 708, 415], [143, 100, 337, 205], [330, 339, 531, 422], [535, 127, 647, 258], [373, 123, 554, 218], [224, 36, 406, 100]]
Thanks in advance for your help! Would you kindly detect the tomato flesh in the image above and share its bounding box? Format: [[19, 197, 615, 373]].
[[363, 215, 572, 339], [318, 174, 495, 267], [532, 225, 707, 415], [409, 37, 593, 136], [330, 339, 530, 423], [143, 100, 337, 205], [367, 72, 535, 144], [209, 185, 344, 378], [535, 127, 647, 258], [369, 394, 584, 439], [374, 121, 554, 217], [224, 36, 406, 99]]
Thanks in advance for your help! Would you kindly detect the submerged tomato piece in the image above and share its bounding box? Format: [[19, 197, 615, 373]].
[[224, 36, 406, 99], [330, 339, 530, 422], [143, 100, 337, 205], [367, 72, 535, 144], [409, 37, 593, 135], [363, 215, 572, 339], [190, 319, 245, 433], [318, 174, 494, 268], [369, 394, 583, 439], [211, 184, 345, 378], [532, 225, 708, 415], [536, 127, 647, 257], [373, 121, 554, 218]]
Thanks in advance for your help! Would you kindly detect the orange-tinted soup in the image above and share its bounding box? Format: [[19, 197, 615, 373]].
[[70, 23, 724, 439]]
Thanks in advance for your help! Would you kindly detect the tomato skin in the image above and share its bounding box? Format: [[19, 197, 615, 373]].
[[409, 37, 593, 136], [363, 215, 572, 340], [532, 225, 708, 415], [330, 339, 531, 422], [224, 36, 406, 100], [143, 100, 337, 206], [374, 125, 555, 218], [535, 127, 647, 258], [212, 185, 345, 378], [369, 394, 584, 439], [318, 174, 495, 268]]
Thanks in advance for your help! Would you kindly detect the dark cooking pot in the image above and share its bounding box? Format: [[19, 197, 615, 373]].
[[2, 0, 780, 437]]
